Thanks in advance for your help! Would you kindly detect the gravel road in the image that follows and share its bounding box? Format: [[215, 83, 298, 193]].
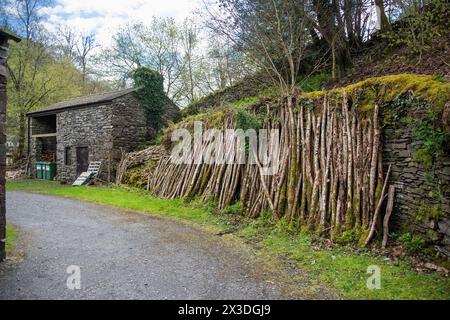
[[0, 191, 293, 300]]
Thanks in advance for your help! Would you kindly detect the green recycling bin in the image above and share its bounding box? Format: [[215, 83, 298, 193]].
[[34, 162, 56, 180], [34, 162, 44, 179], [43, 162, 56, 180]]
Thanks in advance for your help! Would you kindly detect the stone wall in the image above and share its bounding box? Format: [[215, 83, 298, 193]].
[[383, 125, 450, 257], [110, 94, 147, 160], [56, 104, 114, 183], [55, 93, 150, 183], [30, 115, 56, 135], [162, 97, 181, 124]]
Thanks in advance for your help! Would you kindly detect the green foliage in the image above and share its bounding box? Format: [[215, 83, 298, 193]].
[[223, 202, 244, 215], [297, 72, 330, 92], [398, 233, 426, 254], [415, 201, 445, 223], [185, 196, 217, 214], [6, 40, 101, 151], [236, 109, 263, 131], [414, 113, 450, 170], [378, 86, 449, 173], [335, 229, 360, 245], [382, 0, 450, 60], [132, 67, 166, 131], [149, 132, 165, 145], [382, 91, 427, 127]]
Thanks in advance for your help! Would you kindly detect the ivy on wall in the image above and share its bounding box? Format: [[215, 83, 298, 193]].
[[132, 67, 166, 131], [382, 91, 450, 172]]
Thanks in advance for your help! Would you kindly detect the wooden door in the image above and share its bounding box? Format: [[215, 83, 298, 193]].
[[76, 147, 89, 175]]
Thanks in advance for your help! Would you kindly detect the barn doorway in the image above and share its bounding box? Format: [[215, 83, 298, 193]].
[[76, 147, 89, 175]]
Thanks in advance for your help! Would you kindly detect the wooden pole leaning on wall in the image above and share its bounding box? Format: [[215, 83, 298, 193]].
[[0, 30, 20, 262], [382, 185, 396, 249], [365, 164, 392, 246]]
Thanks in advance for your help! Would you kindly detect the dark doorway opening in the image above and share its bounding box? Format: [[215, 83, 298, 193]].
[[76, 147, 89, 175], [36, 136, 57, 162], [31, 114, 56, 135]]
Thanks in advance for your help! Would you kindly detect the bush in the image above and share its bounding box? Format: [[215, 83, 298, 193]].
[[236, 109, 263, 131], [382, 0, 450, 60], [223, 202, 243, 215], [398, 232, 426, 254], [297, 72, 330, 92]]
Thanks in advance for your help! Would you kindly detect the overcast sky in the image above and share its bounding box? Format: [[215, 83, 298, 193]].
[[41, 0, 204, 47]]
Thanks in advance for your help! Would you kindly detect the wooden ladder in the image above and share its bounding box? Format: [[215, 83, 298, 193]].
[[72, 161, 102, 186]]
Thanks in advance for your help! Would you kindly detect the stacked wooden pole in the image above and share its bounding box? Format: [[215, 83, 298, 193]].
[[124, 91, 392, 243]]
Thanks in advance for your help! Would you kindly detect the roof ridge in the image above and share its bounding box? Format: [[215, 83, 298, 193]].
[[63, 87, 135, 100], [27, 87, 136, 116]]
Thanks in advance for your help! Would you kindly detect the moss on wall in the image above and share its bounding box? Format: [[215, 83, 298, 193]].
[[302, 74, 449, 113], [122, 159, 159, 189]]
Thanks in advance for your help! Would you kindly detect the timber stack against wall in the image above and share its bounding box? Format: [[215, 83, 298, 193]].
[[118, 75, 450, 256]]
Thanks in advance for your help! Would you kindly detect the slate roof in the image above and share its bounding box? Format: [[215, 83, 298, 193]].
[[0, 30, 21, 42], [27, 88, 136, 116]]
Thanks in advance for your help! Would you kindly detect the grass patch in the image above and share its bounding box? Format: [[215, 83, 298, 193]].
[[5, 224, 17, 255], [7, 180, 450, 299], [6, 179, 67, 192], [241, 222, 450, 299]]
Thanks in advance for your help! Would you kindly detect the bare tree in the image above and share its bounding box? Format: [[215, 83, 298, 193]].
[[53, 26, 98, 93], [205, 0, 310, 95], [99, 18, 186, 103], [53, 24, 77, 61], [14, 0, 51, 41], [74, 33, 97, 92], [180, 17, 198, 104]]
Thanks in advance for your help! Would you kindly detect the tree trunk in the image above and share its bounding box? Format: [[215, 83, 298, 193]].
[[18, 112, 26, 158], [374, 0, 390, 32]]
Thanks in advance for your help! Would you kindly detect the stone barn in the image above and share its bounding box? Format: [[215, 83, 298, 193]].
[[27, 88, 179, 183]]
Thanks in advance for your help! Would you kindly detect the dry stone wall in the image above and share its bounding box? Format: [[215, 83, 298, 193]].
[[57, 104, 114, 183], [56, 93, 151, 183], [383, 125, 450, 257]]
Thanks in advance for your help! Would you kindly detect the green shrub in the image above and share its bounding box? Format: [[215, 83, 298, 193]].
[[414, 114, 450, 169], [335, 228, 361, 245], [236, 109, 263, 131], [382, 0, 450, 60], [297, 72, 330, 92], [398, 233, 426, 254], [223, 202, 243, 215]]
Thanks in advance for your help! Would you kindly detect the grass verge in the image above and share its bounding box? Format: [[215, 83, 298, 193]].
[[5, 224, 17, 255], [7, 179, 450, 299]]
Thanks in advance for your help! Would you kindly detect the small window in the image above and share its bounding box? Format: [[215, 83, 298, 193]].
[[64, 147, 71, 165]]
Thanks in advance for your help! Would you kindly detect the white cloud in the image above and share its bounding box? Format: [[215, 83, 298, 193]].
[[41, 0, 203, 47]]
